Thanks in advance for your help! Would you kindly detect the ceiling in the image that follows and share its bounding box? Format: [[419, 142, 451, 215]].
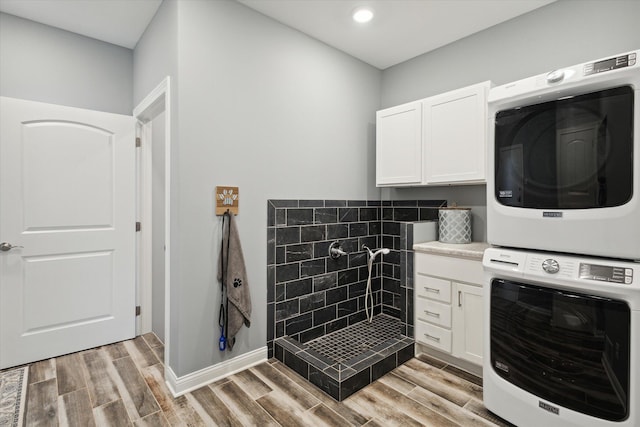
[[0, 0, 555, 69]]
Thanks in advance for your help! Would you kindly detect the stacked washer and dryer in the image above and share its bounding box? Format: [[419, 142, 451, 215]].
[[483, 51, 640, 427]]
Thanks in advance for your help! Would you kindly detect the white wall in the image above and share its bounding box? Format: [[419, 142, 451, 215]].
[[380, 0, 640, 242], [0, 12, 133, 114]]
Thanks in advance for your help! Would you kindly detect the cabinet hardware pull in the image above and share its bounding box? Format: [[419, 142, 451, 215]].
[[423, 333, 441, 343], [458, 290, 462, 307], [424, 287, 440, 294], [424, 310, 440, 318]]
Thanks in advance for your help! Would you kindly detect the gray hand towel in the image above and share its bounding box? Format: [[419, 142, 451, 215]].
[[217, 213, 251, 350]]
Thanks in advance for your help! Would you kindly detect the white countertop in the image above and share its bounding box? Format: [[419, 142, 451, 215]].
[[413, 241, 490, 260]]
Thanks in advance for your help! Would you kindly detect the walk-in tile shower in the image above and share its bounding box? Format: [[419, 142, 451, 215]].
[[267, 199, 443, 400]]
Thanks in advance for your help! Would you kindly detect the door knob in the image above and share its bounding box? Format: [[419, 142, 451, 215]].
[[0, 242, 23, 251]]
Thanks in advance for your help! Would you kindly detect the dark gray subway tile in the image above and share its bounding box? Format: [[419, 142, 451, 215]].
[[349, 222, 368, 237], [313, 241, 332, 259], [325, 317, 347, 334], [367, 200, 382, 206], [285, 278, 312, 299], [276, 299, 299, 321], [287, 209, 314, 226], [300, 292, 325, 313], [276, 263, 299, 283], [276, 209, 287, 226], [314, 208, 337, 224], [358, 207, 379, 221], [268, 203, 276, 227], [284, 349, 309, 379], [347, 200, 367, 207], [286, 243, 313, 262], [275, 283, 285, 302], [337, 298, 358, 318], [313, 306, 336, 326], [286, 313, 313, 335], [368, 222, 381, 236], [326, 256, 348, 272], [394, 208, 419, 222], [299, 200, 324, 207], [267, 228, 275, 265], [349, 252, 368, 268], [385, 250, 401, 265], [338, 268, 359, 286], [300, 259, 326, 277], [326, 286, 347, 305], [338, 208, 358, 223], [325, 200, 347, 207], [276, 227, 300, 245], [340, 238, 359, 254], [392, 200, 418, 207], [271, 200, 299, 208], [420, 207, 440, 221], [348, 281, 366, 298], [276, 247, 286, 264], [301, 225, 326, 242], [267, 265, 275, 302], [267, 303, 274, 341], [382, 221, 401, 236], [382, 235, 395, 249], [276, 321, 284, 338], [359, 235, 377, 251], [382, 207, 394, 220], [419, 199, 447, 207], [326, 224, 349, 239], [299, 326, 324, 343], [406, 254, 414, 288], [313, 273, 337, 292]]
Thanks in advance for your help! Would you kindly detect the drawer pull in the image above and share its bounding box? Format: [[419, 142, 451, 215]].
[[423, 333, 441, 343], [424, 310, 440, 318], [423, 286, 440, 294]]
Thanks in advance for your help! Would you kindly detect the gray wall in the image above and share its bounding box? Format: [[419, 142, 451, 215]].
[[134, 0, 382, 377], [0, 12, 132, 114], [152, 111, 166, 342], [380, 0, 640, 242], [132, 0, 181, 369]]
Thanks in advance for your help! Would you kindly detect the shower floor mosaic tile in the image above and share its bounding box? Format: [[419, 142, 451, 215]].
[[275, 314, 414, 401], [306, 314, 402, 364]]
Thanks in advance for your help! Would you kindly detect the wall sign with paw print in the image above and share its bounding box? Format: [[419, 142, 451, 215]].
[[215, 186, 239, 216]]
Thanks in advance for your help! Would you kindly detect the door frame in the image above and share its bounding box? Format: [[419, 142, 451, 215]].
[[133, 77, 171, 368]]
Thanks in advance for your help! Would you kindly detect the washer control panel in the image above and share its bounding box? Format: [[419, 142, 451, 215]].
[[579, 263, 633, 285]]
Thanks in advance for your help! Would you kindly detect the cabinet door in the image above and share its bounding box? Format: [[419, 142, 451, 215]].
[[376, 101, 422, 186], [452, 282, 483, 365], [423, 81, 489, 184]]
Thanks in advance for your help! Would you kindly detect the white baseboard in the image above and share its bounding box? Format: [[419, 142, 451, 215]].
[[164, 346, 268, 397]]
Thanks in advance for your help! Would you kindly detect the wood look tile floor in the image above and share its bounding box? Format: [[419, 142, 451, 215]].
[[21, 334, 514, 426]]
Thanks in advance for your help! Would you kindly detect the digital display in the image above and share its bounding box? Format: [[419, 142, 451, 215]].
[[584, 54, 635, 76], [579, 263, 633, 284]]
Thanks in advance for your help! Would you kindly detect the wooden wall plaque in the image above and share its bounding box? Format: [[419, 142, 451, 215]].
[[215, 186, 239, 215]]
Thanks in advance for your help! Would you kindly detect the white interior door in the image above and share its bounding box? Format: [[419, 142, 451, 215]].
[[0, 97, 136, 369]]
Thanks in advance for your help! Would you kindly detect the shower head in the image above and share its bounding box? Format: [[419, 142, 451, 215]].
[[363, 245, 390, 260]]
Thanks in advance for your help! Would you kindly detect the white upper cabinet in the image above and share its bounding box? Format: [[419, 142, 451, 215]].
[[423, 81, 490, 184], [376, 101, 423, 186], [376, 81, 491, 187]]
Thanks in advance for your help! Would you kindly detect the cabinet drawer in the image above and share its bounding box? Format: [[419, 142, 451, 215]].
[[415, 320, 452, 353], [416, 274, 451, 303], [415, 297, 451, 328]]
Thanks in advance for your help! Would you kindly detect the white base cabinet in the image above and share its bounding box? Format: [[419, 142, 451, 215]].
[[414, 252, 484, 366]]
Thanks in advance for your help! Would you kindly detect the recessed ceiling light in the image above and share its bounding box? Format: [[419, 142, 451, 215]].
[[352, 7, 374, 23]]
